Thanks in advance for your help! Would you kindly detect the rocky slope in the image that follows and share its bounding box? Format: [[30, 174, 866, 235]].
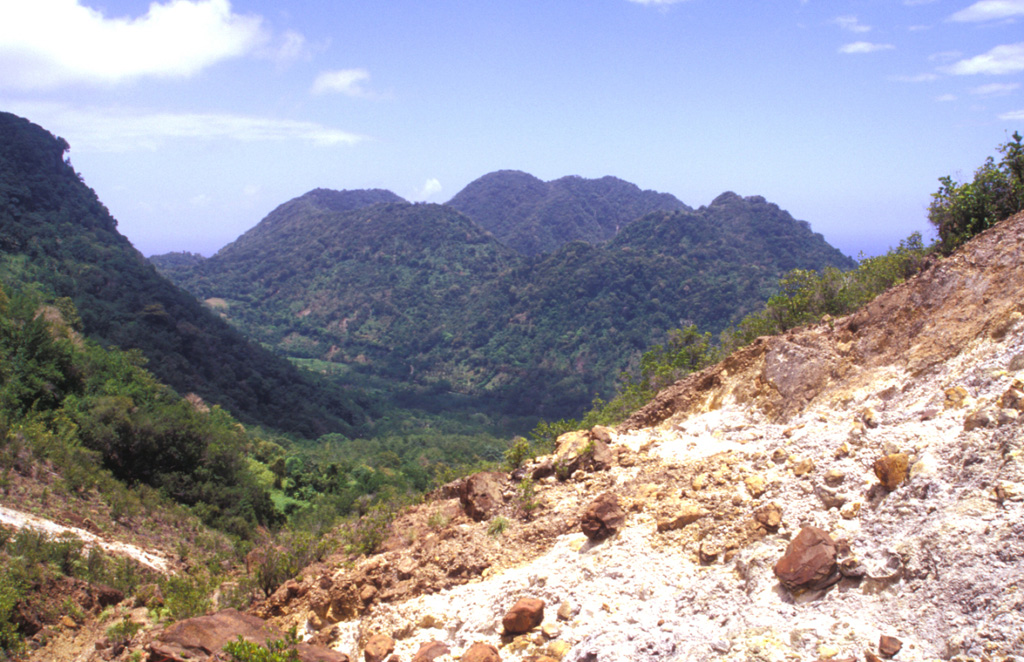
[[236, 212, 1024, 661]]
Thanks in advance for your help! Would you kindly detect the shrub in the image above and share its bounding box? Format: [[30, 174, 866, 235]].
[[223, 636, 300, 662], [929, 131, 1024, 253], [487, 516, 509, 536]]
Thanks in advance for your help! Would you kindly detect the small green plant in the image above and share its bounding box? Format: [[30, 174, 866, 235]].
[[223, 636, 300, 662], [503, 436, 533, 470], [161, 574, 211, 620], [516, 478, 539, 517], [426, 510, 450, 528], [105, 615, 142, 647], [487, 516, 509, 537]]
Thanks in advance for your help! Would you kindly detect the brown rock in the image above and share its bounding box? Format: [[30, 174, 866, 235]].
[[459, 472, 506, 522], [462, 642, 501, 662], [590, 425, 614, 443], [655, 501, 706, 532], [1001, 383, 1024, 411], [879, 635, 903, 658], [753, 502, 783, 530], [744, 474, 767, 498], [944, 385, 969, 409], [581, 492, 625, 540], [873, 454, 909, 491], [964, 409, 993, 431], [147, 609, 349, 662], [556, 601, 573, 621], [791, 458, 815, 476], [502, 598, 545, 634], [865, 652, 883, 662], [823, 468, 845, 487], [815, 484, 846, 510], [411, 640, 450, 662], [554, 431, 612, 475], [365, 634, 395, 662], [773, 526, 840, 592]]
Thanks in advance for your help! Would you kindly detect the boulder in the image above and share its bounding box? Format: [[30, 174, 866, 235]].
[[879, 634, 903, 658], [753, 502, 783, 531], [462, 642, 501, 662], [502, 597, 545, 634], [873, 454, 909, 491], [459, 471, 506, 522], [410, 639, 450, 662], [773, 526, 841, 592], [364, 634, 395, 662], [554, 430, 612, 477], [147, 609, 349, 662], [580, 492, 625, 540]]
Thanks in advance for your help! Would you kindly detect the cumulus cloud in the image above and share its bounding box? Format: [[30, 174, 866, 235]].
[[0, 0, 274, 90], [833, 15, 872, 33], [414, 178, 443, 200], [311, 69, 373, 97], [971, 82, 1020, 95], [949, 0, 1024, 22], [5, 102, 366, 152], [839, 42, 895, 54], [943, 43, 1024, 75], [890, 73, 940, 82]]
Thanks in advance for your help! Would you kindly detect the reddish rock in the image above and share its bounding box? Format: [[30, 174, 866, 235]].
[[873, 454, 909, 491], [879, 635, 903, 658], [148, 609, 349, 662], [773, 526, 840, 592], [502, 597, 545, 634], [581, 492, 625, 540], [365, 634, 396, 662], [462, 641, 501, 662], [459, 472, 506, 522], [753, 502, 783, 531], [410, 640, 450, 662]]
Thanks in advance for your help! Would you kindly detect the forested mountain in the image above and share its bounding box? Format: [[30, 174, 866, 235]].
[[0, 111, 369, 439], [155, 185, 855, 416], [446, 170, 690, 255]]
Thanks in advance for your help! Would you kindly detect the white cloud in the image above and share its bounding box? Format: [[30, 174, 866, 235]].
[[929, 50, 963, 63], [833, 15, 871, 33], [0, 0, 271, 90], [943, 43, 1024, 75], [311, 69, 373, 97], [626, 0, 691, 4], [999, 108, 1024, 119], [936, 94, 958, 101], [414, 178, 443, 200], [949, 0, 1024, 22], [4, 102, 366, 152], [838, 42, 896, 54], [971, 82, 1020, 95]]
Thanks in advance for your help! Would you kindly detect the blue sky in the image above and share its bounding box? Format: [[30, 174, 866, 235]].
[[2, 0, 1023, 259]]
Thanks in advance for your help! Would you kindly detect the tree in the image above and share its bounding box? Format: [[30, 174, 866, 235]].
[[929, 131, 1024, 253]]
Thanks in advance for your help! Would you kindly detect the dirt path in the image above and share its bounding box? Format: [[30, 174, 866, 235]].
[[0, 504, 172, 573]]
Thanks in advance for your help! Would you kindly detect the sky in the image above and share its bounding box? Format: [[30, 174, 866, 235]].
[[1, 0, 1023, 259]]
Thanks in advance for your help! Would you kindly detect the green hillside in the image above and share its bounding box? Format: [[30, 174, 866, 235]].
[[0, 111, 369, 439], [155, 184, 855, 418], [447, 170, 690, 255]]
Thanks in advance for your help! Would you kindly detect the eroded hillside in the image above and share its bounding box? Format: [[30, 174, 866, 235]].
[[229, 212, 1024, 661]]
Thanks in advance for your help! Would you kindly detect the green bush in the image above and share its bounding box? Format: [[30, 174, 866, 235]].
[[223, 636, 300, 662], [929, 131, 1024, 253]]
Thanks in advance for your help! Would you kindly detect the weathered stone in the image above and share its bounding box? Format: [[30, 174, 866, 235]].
[[840, 501, 862, 519], [655, 500, 706, 532], [771, 448, 789, 464], [462, 642, 501, 662], [581, 492, 625, 540], [502, 598, 544, 634], [753, 502, 783, 530], [699, 540, 722, 564], [873, 454, 909, 491], [823, 468, 845, 487], [964, 409, 992, 431], [791, 458, 815, 476], [744, 474, 767, 497], [364, 634, 395, 662], [410, 640, 449, 662], [773, 526, 840, 592], [546, 640, 571, 660], [862, 407, 880, 428], [148, 609, 349, 662], [459, 471, 506, 522], [590, 425, 615, 443], [997, 408, 1019, 425], [945, 386, 970, 409], [554, 430, 612, 475], [879, 635, 902, 658], [556, 600, 573, 621], [815, 484, 846, 510]]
